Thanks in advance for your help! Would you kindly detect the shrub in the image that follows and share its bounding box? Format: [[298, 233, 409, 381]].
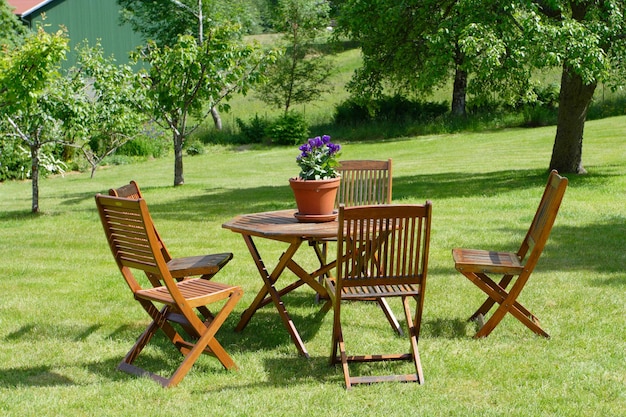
[[334, 95, 448, 126], [266, 111, 309, 146], [117, 135, 169, 158], [184, 139, 205, 156], [334, 99, 371, 125], [236, 115, 271, 143], [375, 95, 419, 122], [0, 141, 30, 181]]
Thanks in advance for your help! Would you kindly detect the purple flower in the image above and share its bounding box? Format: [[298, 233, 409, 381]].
[[295, 134, 342, 180], [328, 143, 341, 154], [298, 143, 311, 157], [309, 136, 323, 148]]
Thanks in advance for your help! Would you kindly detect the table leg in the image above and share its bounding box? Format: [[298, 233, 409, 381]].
[[235, 235, 310, 357]]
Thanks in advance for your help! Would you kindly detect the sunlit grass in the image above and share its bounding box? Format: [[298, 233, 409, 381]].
[[0, 117, 624, 416]]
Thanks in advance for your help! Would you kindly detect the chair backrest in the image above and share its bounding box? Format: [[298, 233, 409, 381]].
[[517, 170, 568, 269], [95, 194, 188, 306], [336, 203, 432, 291], [336, 159, 392, 207], [108, 181, 172, 262], [109, 180, 143, 199]]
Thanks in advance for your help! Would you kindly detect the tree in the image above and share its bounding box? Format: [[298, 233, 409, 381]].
[[0, 0, 27, 49], [337, 0, 626, 173], [0, 27, 73, 213], [118, 0, 264, 46], [464, 1, 626, 173], [1, 28, 145, 211], [257, 0, 333, 114], [336, 1, 525, 116], [520, 1, 626, 174], [133, 27, 274, 186], [118, 0, 266, 129], [68, 42, 146, 178]]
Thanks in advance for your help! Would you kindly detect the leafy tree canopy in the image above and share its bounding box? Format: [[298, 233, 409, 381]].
[[336, 0, 626, 173], [118, 0, 265, 46], [0, 0, 27, 49]]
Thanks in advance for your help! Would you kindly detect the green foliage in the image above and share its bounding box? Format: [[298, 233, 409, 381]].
[[333, 98, 372, 125], [295, 134, 341, 179], [333, 95, 448, 125], [69, 41, 147, 177], [266, 111, 309, 145], [184, 138, 205, 156], [118, 0, 268, 45], [236, 114, 271, 143], [0, 0, 27, 49], [0, 27, 73, 211], [133, 25, 276, 184], [256, 0, 332, 113], [336, 0, 626, 170], [116, 135, 169, 158], [374, 95, 448, 122], [0, 141, 29, 181], [0, 27, 69, 114]]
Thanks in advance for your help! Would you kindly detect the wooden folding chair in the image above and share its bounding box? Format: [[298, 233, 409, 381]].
[[313, 160, 402, 333], [109, 181, 233, 287], [95, 194, 243, 387], [452, 170, 568, 338], [326, 203, 432, 389]]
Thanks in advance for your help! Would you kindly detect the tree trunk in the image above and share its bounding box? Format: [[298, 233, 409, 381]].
[[549, 63, 597, 174], [30, 144, 39, 213], [211, 107, 222, 130], [173, 131, 185, 186], [451, 67, 467, 116]]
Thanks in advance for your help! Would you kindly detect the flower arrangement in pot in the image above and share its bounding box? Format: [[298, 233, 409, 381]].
[[290, 135, 342, 222]]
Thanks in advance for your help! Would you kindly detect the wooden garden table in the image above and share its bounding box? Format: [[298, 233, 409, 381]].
[[222, 209, 338, 358]]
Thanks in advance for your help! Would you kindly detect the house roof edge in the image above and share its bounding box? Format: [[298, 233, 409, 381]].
[[7, 0, 58, 18]]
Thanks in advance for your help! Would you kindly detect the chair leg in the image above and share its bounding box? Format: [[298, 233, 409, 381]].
[[469, 273, 549, 338], [377, 298, 403, 335], [337, 332, 352, 389], [476, 298, 549, 338], [118, 304, 189, 386], [167, 289, 243, 387], [469, 274, 513, 321], [119, 291, 242, 388], [403, 297, 424, 384]]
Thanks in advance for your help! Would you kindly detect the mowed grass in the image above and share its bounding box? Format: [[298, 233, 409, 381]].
[[0, 117, 625, 416]]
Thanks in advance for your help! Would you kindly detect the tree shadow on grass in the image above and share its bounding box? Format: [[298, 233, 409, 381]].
[[422, 317, 475, 339], [225, 291, 330, 353], [5, 323, 102, 342], [0, 365, 77, 387], [133, 167, 615, 223]]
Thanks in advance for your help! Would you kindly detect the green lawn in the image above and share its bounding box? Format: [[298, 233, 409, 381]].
[[0, 118, 625, 416]]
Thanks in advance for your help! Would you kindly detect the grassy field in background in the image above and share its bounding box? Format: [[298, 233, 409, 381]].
[[0, 117, 624, 416], [219, 41, 625, 136]]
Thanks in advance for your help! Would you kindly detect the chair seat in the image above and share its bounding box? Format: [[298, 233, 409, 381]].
[[168, 253, 233, 278], [136, 278, 239, 307], [340, 284, 421, 299], [453, 248, 524, 274]]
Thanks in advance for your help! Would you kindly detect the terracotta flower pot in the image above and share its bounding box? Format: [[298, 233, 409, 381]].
[[289, 177, 340, 222]]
